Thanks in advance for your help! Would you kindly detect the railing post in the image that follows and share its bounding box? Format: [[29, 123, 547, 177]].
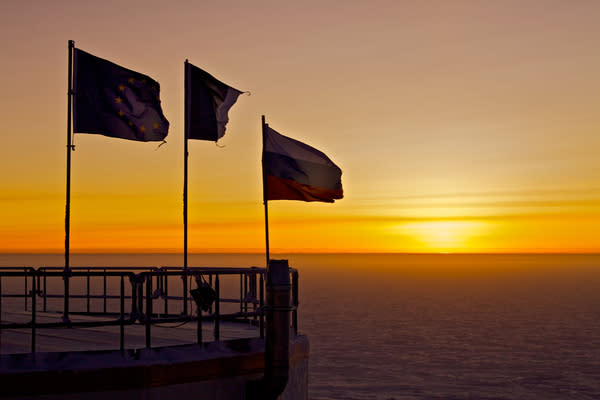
[[138, 279, 144, 321], [120, 275, 125, 352], [130, 276, 137, 319], [183, 268, 188, 315], [164, 273, 169, 317], [196, 276, 202, 344], [292, 269, 299, 335], [244, 273, 248, 314], [259, 273, 264, 339], [240, 274, 243, 313], [86, 268, 90, 313], [214, 275, 220, 341], [103, 269, 107, 314], [43, 273, 47, 312], [145, 274, 152, 348], [31, 270, 36, 353], [155, 272, 161, 309], [63, 268, 70, 323], [209, 274, 213, 314], [251, 270, 257, 324], [24, 270, 28, 311]]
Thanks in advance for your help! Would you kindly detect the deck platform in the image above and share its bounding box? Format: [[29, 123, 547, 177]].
[[1, 300, 259, 354]]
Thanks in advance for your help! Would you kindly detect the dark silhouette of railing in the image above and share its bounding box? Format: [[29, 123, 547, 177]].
[[0, 266, 300, 354]]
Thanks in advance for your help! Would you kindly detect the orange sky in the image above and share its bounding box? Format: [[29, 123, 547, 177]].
[[1, 1, 600, 254]]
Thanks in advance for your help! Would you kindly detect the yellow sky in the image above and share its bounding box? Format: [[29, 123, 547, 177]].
[[1, 1, 600, 254]]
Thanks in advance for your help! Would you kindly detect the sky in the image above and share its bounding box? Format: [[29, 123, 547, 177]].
[[1, 0, 599, 254]]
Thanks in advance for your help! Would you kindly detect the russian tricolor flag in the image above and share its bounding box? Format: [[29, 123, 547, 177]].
[[263, 126, 343, 203]]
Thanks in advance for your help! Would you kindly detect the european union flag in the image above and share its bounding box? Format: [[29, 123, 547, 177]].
[[73, 48, 169, 142]]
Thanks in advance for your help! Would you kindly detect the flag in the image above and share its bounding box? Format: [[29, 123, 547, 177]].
[[73, 48, 169, 142], [185, 62, 243, 141], [263, 126, 343, 203]]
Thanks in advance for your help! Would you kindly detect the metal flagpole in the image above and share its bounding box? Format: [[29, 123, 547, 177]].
[[65, 40, 74, 270], [261, 115, 270, 266], [183, 60, 190, 315], [64, 40, 74, 319]]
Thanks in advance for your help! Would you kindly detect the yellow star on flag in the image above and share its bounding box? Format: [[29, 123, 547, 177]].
[[118, 85, 125, 91], [153, 123, 159, 129], [128, 77, 134, 83], [140, 126, 146, 132], [115, 97, 122, 104], [118, 110, 124, 116], [128, 121, 134, 126]]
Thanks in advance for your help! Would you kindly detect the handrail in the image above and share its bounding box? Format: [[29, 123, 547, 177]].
[[0, 265, 299, 354]]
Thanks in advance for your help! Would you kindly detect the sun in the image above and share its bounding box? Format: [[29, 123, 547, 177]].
[[396, 220, 486, 253]]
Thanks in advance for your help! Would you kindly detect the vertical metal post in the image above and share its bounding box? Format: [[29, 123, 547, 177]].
[[130, 278, 137, 318], [145, 274, 152, 348], [292, 270, 299, 335], [183, 60, 190, 316], [64, 41, 74, 320], [120, 276, 125, 352], [261, 115, 270, 266], [63, 268, 70, 322], [138, 280, 143, 321], [244, 273, 248, 314], [31, 272, 36, 353], [103, 269, 107, 314], [214, 275, 220, 341], [24, 271, 28, 311], [156, 274, 160, 297], [43, 274, 47, 312], [239, 274, 243, 313], [183, 270, 189, 315], [209, 274, 213, 314], [196, 278, 202, 344], [259, 273, 264, 339], [252, 271, 257, 324], [164, 274, 169, 316], [65, 39, 74, 272], [86, 268, 90, 313]]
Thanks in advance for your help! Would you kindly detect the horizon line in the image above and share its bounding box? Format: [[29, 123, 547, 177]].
[[1, 250, 600, 256]]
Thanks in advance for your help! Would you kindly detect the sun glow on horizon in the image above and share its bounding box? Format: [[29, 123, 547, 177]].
[[393, 220, 488, 253]]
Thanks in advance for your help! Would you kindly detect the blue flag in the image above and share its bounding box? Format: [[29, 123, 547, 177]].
[[73, 48, 169, 142]]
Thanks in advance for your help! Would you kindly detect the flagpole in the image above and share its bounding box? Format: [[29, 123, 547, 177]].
[[183, 60, 190, 315], [261, 115, 270, 267], [65, 40, 74, 269], [64, 39, 74, 319]]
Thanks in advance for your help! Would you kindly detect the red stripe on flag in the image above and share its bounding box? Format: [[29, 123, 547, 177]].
[[266, 175, 343, 203]]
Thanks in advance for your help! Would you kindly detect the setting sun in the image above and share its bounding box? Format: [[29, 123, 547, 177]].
[[394, 220, 487, 253]]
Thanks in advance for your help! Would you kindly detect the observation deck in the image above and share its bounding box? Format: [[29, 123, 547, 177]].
[[0, 264, 308, 400]]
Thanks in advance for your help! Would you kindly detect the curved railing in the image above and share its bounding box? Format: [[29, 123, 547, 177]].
[[0, 266, 299, 354]]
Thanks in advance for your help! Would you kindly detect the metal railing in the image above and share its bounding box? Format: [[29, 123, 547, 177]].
[[0, 266, 300, 354]]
